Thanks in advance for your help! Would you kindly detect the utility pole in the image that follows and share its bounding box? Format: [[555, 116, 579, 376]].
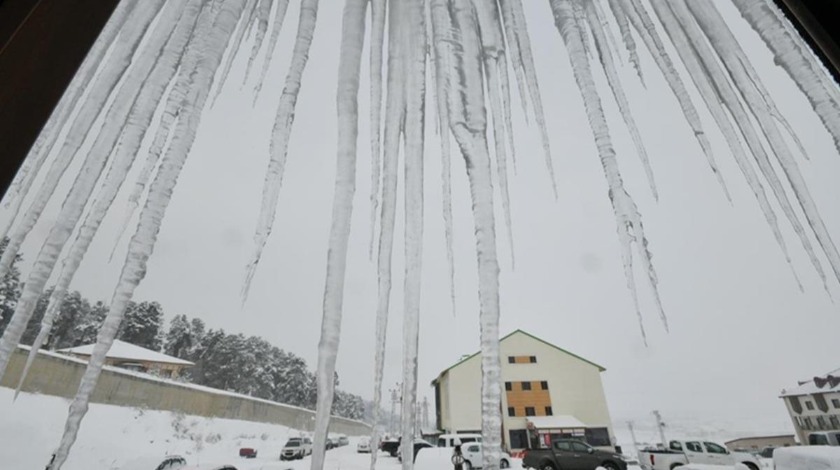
[[422, 396, 430, 430], [652, 410, 667, 448], [627, 421, 639, 457]]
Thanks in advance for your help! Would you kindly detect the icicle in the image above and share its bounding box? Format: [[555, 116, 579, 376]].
[[584, 0, 658, 200], [592, 0, 622, 66], [551, 0, 667, 338], [310, 2, 367, 470], [370, 0, 406, 465], [619, 0, 731, 202], [686, 0, 840, 286], [732, 0, 840, 154], [497, 0, 530, 120], [368, 0, 386, 260], [430, 0, 456, 316], [13, 0, 205, 398], [474, 0, 516, 268], [47, 3, 247, 469], [399, 0, 426, 467], [649, 0, 802, 289], [0, 1, 136, 241], [253, 0, 291, 100], [211, 0, 258, 106], [0, 1, 164, 284], [243, 0, 274, 83], [606, 0, 644, 86], [444, 2, 502, 469], [242, 0, 321, 302], [505, 0, 558, 197]]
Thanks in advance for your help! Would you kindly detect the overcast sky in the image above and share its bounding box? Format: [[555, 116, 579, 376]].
[[7, 0, 839, 437]]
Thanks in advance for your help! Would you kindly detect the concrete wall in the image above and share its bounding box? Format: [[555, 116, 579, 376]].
[[1, 347, 371, 436]]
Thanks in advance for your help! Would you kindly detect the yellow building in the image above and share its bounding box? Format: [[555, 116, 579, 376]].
[[431, 330, 616, 452], [60, 339, 194, 378]]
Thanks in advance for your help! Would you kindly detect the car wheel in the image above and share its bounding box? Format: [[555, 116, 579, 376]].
[[601, 462, 619, 470], [741, 463, 759, 470], [500, 459, 510, 469], [540, 462, 556, 470]]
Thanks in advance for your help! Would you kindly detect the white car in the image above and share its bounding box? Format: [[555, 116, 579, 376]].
[[357, 437, 372, 453], [461, 442, 511, 469], [437, 433, 482, 448], [281, 436, 313, 460]]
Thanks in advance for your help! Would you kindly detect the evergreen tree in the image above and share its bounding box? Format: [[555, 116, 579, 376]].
[[49, 291, 90, 349], [0, 237, 22, 335], [20, 288, 52, 345], [118, 301, 164, 350], [72, 301, 107, 346], [164, 314, 193, 358]]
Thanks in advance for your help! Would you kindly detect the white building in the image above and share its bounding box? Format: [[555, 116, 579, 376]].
[[780, 367, 840, 444], [431, 330, 616, 451]]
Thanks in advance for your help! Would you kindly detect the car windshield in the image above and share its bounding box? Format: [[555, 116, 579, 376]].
[[285, 441, 300, 447]]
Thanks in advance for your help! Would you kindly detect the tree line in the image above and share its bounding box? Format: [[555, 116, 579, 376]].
[[0, 240, 366, 421]]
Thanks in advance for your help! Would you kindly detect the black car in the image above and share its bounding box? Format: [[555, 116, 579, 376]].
[[522, 439, 628, 470], [397, 440, 434, 463]]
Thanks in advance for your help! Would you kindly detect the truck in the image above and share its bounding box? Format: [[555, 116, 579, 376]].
[[638, 440, 760, 470], [522, 438, 629, 470]]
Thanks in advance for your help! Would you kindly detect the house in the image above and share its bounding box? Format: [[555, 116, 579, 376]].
[[780, 367, 840, 444], [724, 434, 797, 452], [431, 329, 616, 452], [59, 340, 194, 378]]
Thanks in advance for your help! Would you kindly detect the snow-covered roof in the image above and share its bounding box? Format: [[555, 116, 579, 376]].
[[59, 340, 194, 366], [527, 415, 587, 429], [780, 367, 840, 397]]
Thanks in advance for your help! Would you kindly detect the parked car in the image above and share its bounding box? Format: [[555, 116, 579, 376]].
[[181, 466, 238, 470], [522, 439, 628, 470], [437, 433, 482, 448], [809, 431, 840, 446], [281, 437, 313, 460], [638, 440, 759, 470], [398, 439, 434, 463], [326, 437, 338, 450], [238, 448, 257, 459], [121, 455, 187, 470], [338, 434, 350, 446], [357, 437, 372, 453], [381, 437, 401, 457], [461, 442, 512, 469], [774, 446, 840, 469]]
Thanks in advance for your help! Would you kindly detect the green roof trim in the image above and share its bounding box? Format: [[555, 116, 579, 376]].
[[431, 329, 606, 386]]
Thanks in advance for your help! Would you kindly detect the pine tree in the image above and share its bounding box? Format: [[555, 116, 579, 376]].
[[49, 291, 91, 349], [164, 314, 193, 358], [118, 301, 164, 350], [72, 301, 107, 346], [0, 237, 22, 335]]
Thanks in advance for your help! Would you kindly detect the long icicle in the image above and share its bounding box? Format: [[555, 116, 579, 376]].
[[47, 3, 247, 469], [253, 0, 292, 101], [370, 0, 407, 467], [0, 0, 136, 240], [686, 0, 840, 286], [211, 0, 258, 106], [243, 0, 275, 83], [0, 1, 164, 283], [498, 0, 531, 120], [368, 0, 386, 260], [605, 0, 644, 86], [0, 0, 178, 380], [430, 0, 456, 316], [13, 0, 206, 398], [649, 0, 802, 289], [446, 2, 502, 469], [242, 0, 321, 302], [619, 0, 731, 201], [584, 0, 658, 200], [311, 2, 367, 470], [552, 0, 668, 340]]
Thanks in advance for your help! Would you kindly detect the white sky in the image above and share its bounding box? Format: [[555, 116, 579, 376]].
[[7, 0, 840, 434]]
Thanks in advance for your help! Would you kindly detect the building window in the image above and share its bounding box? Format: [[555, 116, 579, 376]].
[[804, 417, 813, 430], [805, 401, 815, 411], [521, 381, 532, 391], [817, 416, 827, 430], [540, 381, 549, 390], [525, 407, 535, 417], [529, 356, 537, 363], [509, 430, 528, 449], [833, 399, 840, 409], [508, 356, 515, 364], [508, 407, 516, 417], [830, 416, 840, 429], [545, 406, 553, 416], [505, 381, 512, 391]]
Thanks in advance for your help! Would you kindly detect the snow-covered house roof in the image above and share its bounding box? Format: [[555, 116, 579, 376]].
[[780, 367, 840, 397], [59, 340, 194, 366]]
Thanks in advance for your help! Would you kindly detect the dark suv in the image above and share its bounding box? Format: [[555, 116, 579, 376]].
[[522, 439, 628, 470]]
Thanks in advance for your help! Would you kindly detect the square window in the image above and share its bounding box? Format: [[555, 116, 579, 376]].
[[806, 401, 815, 411], [545, 406, 553, 416], [522, 382, 532, 391], [832, 399, 840, 409], [508, 407, 516, 417], [540, 381, 549, 390], [529, 356, 537, 363], [505, 382, 512, 391], [525, 407, 535, 417], [508, 356, 515, 364]]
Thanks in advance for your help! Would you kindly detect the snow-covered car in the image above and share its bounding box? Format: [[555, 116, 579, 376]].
[[461, 442, 512, 469], [118, 455, 187, 470], [773, 446, 840, 469], [338, 435, 350, 446], [357, 437, 372, 453], [638, 440, 759, 470], [181, 466, 238, 470], [281, 437, 313, 460], [437, 433, 482, 448]]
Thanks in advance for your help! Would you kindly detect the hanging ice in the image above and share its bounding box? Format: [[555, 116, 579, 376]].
[[243, 0, 275, 82], [253, 0, 291, 100], [242, 0, 321, 302], [367, 0, 386, 260]]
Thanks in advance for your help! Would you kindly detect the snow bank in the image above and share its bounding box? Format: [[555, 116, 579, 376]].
[[677, 464, 751, 470], [774, 446, 840, 469]]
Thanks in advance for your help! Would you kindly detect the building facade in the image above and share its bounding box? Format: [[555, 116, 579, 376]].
[[780, 368, 840, 444], [60, 339, 194, 378], [432, 330, 615, 452], [724, 435, 797, 452]]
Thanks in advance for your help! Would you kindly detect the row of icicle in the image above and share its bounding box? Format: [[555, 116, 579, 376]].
[[0, 0, 838, 469]]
